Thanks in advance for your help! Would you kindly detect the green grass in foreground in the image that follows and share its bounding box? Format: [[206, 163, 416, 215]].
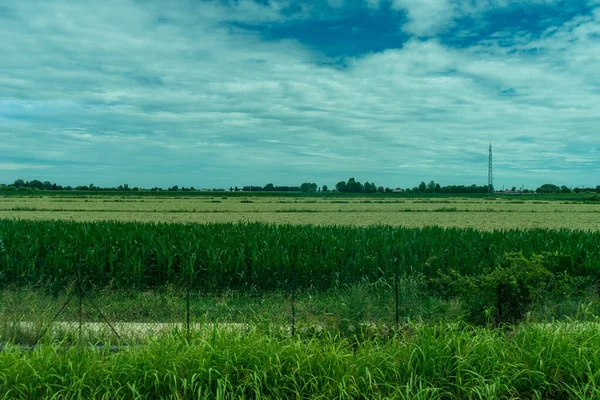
[[1, 323, 600, 399]]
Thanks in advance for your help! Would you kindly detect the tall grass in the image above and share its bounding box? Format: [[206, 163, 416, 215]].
[[0, 220, 599, 289], [1, 323, 600, 399]]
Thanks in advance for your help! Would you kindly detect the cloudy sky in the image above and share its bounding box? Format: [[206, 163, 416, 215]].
[[1, 0, 599, 190]]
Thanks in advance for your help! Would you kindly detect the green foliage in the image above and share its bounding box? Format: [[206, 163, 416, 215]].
[[537, 183, 561, 193], [1, 220, 600, 291], [2, 324, 600, 399], [300, 182, 318, 193], [435, 253, 560, 326], [335, 177, 378, 193]]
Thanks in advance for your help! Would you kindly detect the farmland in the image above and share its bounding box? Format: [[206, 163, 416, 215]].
[[1, 192, 600, 229], [1, 192, 600, 398], [2, 218, 600, 288]]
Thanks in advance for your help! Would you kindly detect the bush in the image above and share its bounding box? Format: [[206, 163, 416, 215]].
[[434, 252, 554, 326]]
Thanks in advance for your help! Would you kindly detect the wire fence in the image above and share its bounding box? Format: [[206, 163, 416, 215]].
[[1, 267, 429, 346]]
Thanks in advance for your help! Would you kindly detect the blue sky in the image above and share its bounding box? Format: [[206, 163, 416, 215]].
[[1, 0, 599, 189]]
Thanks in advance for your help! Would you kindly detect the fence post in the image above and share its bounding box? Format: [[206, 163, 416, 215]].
[[78, 264, 83, 345], [291, 268, 296, 337], [496, 283, 503, 327], [186, 274, 190, 337], [394, 272, 399, 330], [186, 257, 193, 338]]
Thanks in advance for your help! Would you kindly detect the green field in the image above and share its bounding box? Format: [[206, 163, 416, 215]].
[[1, 219, 599, 288], [2, 193, 600, 398], [1, 192, 600, 229]]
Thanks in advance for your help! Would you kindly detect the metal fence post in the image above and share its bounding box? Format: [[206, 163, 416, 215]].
[[394, 272, 399, 330], [78, 265, 83, 345], [186, 272, 191, 337], [291, 268, 296, 337]]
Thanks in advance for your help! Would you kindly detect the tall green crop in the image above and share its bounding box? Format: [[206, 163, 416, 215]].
[[0, 220, 599, 289]]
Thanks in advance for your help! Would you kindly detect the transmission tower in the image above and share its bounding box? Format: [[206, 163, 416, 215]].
[[488, 143, 493, 196]]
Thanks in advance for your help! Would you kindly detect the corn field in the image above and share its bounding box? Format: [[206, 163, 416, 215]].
[[0, 220, 599, 289]]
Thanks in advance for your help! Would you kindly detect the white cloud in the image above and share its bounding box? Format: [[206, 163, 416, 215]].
[[0, 0, 599, 188], [0, 163, 53, 171], [391, 0, 456, 36], [388, 0, 578, 36]]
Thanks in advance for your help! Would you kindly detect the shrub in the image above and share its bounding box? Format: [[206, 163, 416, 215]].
[[435, 253, 554, 326]]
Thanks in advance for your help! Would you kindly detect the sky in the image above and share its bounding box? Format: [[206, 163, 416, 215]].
[[1, 0, 599, 190]]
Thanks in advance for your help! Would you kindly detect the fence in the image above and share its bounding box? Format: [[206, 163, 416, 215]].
[[0, 267, 430, 346], [3, 261, 590, 347]]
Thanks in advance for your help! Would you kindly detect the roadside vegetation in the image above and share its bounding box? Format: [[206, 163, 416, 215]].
[[3, 323, 600, 399]]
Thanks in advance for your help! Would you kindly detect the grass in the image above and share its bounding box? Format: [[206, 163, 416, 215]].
[[2, 323, 600, 399]]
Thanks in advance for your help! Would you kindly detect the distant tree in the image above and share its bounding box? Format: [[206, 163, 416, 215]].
[[364, 181, 377, 193], [346, 178, 363, 193], [29, 180, 44, 190], [336, 181, 347, 193], [300, 182, 318, 193], [536, 184, 560, 193], [561, 185, 571, 193], [13, 179, 25, 188], [377, 186, 385, 193], [435, 183, 441, 193], [264, 183, 275, 191], [511, 186, 517, 192], [418, 181, 427, 193], [427, 180, 436, 193], [322, 185, 328, 192]]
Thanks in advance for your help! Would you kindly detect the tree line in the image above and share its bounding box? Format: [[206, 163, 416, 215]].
[[535, 183, 600, 194], [2, 178, 599, 195]]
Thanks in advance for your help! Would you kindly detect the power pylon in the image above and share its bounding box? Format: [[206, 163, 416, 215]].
[[488, 143, 493, 196]]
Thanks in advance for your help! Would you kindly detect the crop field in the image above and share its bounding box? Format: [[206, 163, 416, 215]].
[[2, 193, 600, 398], [2, 219, 600, 288], [1, 193, 600, 229]]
